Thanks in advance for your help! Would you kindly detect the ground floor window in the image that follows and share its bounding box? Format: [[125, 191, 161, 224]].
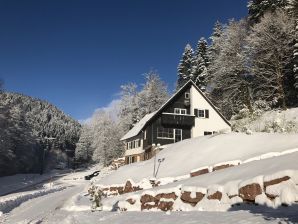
[[204, 131, 213, 136], [127, 156, 135, 164], [157, 127, 174, 139]]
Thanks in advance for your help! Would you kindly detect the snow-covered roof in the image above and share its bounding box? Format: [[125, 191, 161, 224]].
[[120, 111, 156, 141]]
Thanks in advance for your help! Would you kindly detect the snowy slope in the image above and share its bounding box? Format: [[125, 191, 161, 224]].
[[98, 132, 298, 185], [102, 152, 298, 211]]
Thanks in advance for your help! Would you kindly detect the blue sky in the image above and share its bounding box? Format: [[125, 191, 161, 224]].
[[0, 0, 248, 121]]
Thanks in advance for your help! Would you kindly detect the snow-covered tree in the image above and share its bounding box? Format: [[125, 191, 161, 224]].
[[192, 38, 210, 91], [177, 44, 194, 89], [209, 19, 253, 118], [248, 0, 289, 23], [138, 71, 169, 115], [209, 21, 224, 63], [287, 0, 298, 96], [196, 37, 210, 67], [118, 83, 139, 132], [118, 73, 169, 132], [246, 10, 295, 108], [0, 91, 81, 176], [75, 125, 94, 165], [192, 54, 208, 91], [91, 111, 124, 166]]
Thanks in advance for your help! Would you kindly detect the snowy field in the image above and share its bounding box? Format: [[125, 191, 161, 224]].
[[98, 132, 298, 185]]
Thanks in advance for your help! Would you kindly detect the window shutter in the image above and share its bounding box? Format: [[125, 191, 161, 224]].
[[194, 109, 198, 117], [205, 109, 209, 118]]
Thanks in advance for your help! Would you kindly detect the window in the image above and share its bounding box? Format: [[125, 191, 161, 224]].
[[198, 110, 205, 117], [157, 128, 174, 139], [174, 108, 187, 115], [144, 130, 147, 140], [128, 156, 135, 164], [195, 109, 209, 118], [185, 92, 190, 99], [204, 131, 213, 136], [134, 139, 140, 148], [127, 139, 141, 150]]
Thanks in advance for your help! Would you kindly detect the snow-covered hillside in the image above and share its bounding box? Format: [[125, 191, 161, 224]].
[[232, 108, 298, 133], [89, 132, 298, 213], [98, 132, 298, 185]]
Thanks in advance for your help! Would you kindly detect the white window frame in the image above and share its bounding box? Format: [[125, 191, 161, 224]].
[[185, 92, 190, 99], [174, 108, 187, 115], [134, 139, 140, 148], [157, 127, 174, 139]]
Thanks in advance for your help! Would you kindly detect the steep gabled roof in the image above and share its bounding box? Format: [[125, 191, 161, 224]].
[[120, 111, 156, 141], [120, 80, 230, 141]]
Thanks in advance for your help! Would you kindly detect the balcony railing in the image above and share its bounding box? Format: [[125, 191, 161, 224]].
[[161, 113, 195, 127]]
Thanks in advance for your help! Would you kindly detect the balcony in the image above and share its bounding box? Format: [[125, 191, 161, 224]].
[[161, 113, 195, 127]]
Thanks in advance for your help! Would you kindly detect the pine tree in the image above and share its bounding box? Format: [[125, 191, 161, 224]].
[[209, 21, 224, 64], [192, 54, 208, 91], [196, 37, 210, 67], [177, 44, 194, 89], [248, 0, 289, 23], [192, 37, 210, 91], [75, 125, 93, 165], [246, 10, 295, 108], [287, 0, 298, 96]]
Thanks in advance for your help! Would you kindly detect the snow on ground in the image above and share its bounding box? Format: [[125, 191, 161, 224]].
[[0, 170, 68, 196], [0, 165, 111, 217], [25, 206, 298, 224], [98, 132, 298, 185], [101, 152, 298, 211], [232, 108, 298, 133], [0, 166, 113, 223]]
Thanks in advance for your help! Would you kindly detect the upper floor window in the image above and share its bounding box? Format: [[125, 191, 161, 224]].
[[198, 110, 205, 118], [185, 92, 190, 99], [174, 108, 187, 115], [157, 127, 174, 139], [194, 109, 209, 118]]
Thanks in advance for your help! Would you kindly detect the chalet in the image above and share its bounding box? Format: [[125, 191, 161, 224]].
[[120, 80, 231, 164]]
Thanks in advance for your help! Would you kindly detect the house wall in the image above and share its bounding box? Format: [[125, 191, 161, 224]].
[[124, 134, 144, 164], [143, 88, 192, 149], [190, 85, 231, 137]]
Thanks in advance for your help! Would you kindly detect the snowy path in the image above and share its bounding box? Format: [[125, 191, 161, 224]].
[[2, 184, 86, 224], [17, 207, 298, 224]]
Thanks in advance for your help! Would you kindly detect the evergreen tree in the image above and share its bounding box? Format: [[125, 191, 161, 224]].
[[192, 54, 208, 91], [287, 0, 298, 96], [246, 10, 295, 108], [248, 0, 289, 23], [138, 71, 169, 115], [209, 19, 253, 118], [75, 125, 93, 165], [192, 37, 210, 91], [196, 37, 210, 67], [209, 21, 224, 64], [177, 44, 194, 89]]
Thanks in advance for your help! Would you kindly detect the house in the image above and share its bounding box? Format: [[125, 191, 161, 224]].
[[120, 80, 231, 164]]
